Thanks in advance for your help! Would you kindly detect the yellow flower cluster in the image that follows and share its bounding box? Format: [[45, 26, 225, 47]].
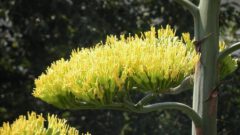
[[0, 112, 90, 135], [33, 26, 199, 107]]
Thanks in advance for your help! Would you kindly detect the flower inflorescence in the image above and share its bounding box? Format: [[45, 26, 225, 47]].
[[0, 112, 90, 135], [33, 26, 236, 109]]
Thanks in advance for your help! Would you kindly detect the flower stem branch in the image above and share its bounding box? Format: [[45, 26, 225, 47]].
[[75, 97, 202, 130], [141, 102, 202, 128], [135, 93, 157, 107], [123, 100, 202, 129], [74, 102, 130, 111], [218, 42, 240, 62], [166, 75, 194, 94], [173, 0, 199, 17]]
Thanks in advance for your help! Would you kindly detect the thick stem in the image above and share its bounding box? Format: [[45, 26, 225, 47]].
[[192, 0, 220, 135]]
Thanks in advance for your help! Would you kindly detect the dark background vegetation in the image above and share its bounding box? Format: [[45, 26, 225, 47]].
[[0, 0, 240, 134]]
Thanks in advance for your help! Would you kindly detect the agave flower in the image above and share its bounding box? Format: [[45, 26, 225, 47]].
[[33, 26, 236, 109], [0, 112, 90, 135]]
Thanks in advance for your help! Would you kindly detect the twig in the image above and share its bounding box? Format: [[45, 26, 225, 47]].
[[135, 93, 157, 107], [166, 75, 194, 94], [218, 42, 240, 62], [173, 0, 199, 17]]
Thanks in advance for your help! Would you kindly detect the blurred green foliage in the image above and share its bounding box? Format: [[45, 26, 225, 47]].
[[0, 0, 240, 134]]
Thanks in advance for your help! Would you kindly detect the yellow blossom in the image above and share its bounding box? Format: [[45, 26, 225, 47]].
[[33, 25, 236, 109], [33, 25, 199, 108], [0, 112, 90, 135]]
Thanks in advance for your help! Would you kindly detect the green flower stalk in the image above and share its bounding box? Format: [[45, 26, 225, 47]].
[[0, 112, 90, 135], [33, 26, 236, 109]]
